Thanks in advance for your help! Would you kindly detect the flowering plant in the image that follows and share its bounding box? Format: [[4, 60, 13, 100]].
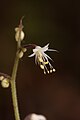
[[0, 17, 57, 120]]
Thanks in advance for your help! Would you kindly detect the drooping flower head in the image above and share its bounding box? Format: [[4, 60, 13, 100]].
[[28, 43, 57, 74]]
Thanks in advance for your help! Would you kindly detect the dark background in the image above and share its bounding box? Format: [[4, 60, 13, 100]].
[[0, 0, 80, 120]]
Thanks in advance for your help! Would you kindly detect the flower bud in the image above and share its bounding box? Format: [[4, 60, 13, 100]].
[[15, 27, 25, 41], [1, 78, 9, 88], [18, 51, 24, 58], [0, 76, 4, 81], [22, 48, 27, 52]]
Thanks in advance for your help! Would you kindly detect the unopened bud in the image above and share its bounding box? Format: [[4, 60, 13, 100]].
[[22, 48, 27, 52], [1, 78, 9, 88], [15, 27, 25, 41], [18, 51, 24, 58], [0, 76, 4, 81]]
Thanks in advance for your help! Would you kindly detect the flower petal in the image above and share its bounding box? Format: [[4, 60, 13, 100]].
[[41, 43, 49, 52], [33, 46, 41, 53], [47, 49, 58, 52], [43, 52, 53, 61], [43, 43, 49, 48], [35, 54, 38, 64], [28, 53, 35, 57]]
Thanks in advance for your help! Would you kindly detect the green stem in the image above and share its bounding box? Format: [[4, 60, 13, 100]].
[[10, 18, 23, 120], [11, 39, 21, 120], [11, 54, 20, 120]]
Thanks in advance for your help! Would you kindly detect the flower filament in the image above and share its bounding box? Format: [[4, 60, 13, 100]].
[[37, 51, 55, 74]]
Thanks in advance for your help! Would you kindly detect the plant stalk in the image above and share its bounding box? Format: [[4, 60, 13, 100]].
[[10, 36, 22, 120], [10, 18, 24, 120], [10, 54, 20, 120]]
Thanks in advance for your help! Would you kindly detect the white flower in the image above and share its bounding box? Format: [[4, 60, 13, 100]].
[[28, 43, 57, 74], [24, 113, 47, 120]]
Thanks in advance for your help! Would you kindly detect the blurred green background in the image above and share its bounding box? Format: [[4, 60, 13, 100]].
[[0, 0, 80, 120]]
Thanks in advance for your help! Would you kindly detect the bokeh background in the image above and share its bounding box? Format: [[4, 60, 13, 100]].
[[0, 0, 80, 120]]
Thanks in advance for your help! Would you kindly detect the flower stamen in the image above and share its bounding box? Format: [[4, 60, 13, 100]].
[[40, 64, 44, 69]]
